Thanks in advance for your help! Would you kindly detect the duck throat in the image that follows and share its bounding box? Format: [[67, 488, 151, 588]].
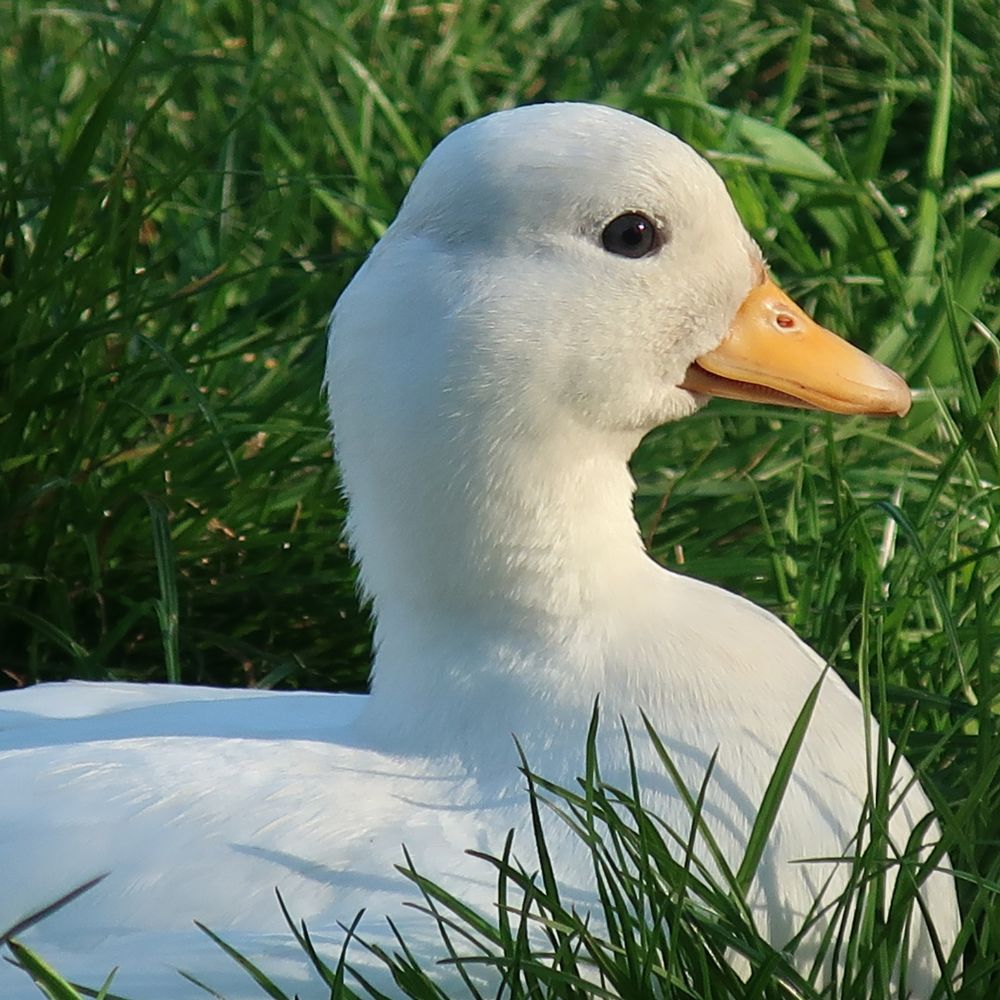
[[357, 425, 648, 611], [338, 416, 654, 719]]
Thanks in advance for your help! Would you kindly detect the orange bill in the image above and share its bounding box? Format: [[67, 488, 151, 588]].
[[681, 278, 911, 417]]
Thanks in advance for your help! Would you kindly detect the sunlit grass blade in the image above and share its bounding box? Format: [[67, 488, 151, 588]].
[[735, 668, 825, 896], [4, 942, 88, 1000], [193, 922, 292, 1000]]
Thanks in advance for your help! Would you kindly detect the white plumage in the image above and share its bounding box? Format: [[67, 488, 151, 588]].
[[0, 103, 957, 998]]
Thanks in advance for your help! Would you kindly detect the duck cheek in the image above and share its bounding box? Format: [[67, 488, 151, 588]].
[[558, 352, 694, 435], [650, 245, 758, 362], [573, 305, 709, 431]]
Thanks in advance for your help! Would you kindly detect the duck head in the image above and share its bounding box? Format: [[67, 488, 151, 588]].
[[326, 103, 909, 643]]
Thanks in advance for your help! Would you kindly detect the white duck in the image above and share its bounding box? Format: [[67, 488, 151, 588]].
[[0, 102, 958, 999]]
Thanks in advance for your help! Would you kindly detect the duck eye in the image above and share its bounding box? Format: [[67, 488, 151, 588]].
[[601, 212, 659, 258]]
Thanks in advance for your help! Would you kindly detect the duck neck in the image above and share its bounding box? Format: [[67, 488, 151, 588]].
[[345, 421, 657, 730]]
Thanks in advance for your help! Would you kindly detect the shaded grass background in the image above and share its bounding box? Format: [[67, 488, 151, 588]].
[[0, 0, 998, 990]]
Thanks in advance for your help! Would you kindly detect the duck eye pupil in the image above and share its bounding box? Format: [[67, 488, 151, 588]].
[[601, 212, 659, 258]]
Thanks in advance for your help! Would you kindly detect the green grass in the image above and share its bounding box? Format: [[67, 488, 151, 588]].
[[1, 0, 998, 996]]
